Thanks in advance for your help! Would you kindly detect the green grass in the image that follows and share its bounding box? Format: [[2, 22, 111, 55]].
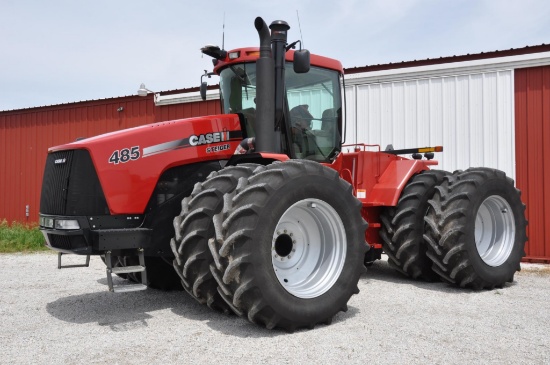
[[0, 219, 48, 253]]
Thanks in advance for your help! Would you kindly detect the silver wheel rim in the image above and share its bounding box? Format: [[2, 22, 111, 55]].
[[271, 198, 346, 299], [475, 195, 516, 267]]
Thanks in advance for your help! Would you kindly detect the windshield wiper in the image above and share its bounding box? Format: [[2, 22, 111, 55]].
[[229, 64, 252, 100], [229, 65, 250, 84]]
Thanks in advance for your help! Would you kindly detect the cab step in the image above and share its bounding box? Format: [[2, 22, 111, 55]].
[[112, 265, 145, 275], [111, 283, 148, 293], [105, 249, 148, 293]]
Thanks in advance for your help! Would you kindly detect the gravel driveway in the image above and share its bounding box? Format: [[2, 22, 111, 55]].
[[1, 252, 548, 364]]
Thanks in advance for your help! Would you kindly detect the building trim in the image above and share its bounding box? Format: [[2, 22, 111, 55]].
[[344, 52, 550, 86], [155, 89, 219, 106]]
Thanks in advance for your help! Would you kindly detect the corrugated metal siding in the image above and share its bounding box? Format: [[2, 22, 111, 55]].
[[0, 96, 221, 224], [515, 66, 550, 262], [343, 86, 357, 145], [345, 70, 516, 178], [155, 99, 219, 122]]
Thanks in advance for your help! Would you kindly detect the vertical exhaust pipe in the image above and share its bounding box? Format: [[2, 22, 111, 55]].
[[254, 17, 275, 153]]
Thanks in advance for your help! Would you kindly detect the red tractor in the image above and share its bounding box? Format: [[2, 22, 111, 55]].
[[39, 17, 527, 331]]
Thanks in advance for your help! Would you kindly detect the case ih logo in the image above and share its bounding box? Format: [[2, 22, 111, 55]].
[[54, 158, 66, 164], [142, 130, 241, 158], [189, 132, 229, 146]]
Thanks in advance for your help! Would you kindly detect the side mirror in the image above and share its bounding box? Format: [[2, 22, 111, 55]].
[[293, 49, 310, 74], [200, 82, 208, 101], [200, 71, 215, 101]]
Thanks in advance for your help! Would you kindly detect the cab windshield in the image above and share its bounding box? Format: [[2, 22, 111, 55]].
[[219, 62, 342, 162]]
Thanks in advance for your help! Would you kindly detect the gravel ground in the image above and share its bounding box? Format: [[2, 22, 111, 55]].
[[1, 252, 549, 365]]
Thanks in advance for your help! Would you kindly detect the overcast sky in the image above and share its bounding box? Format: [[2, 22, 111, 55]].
[[1, 0, 550, 111]]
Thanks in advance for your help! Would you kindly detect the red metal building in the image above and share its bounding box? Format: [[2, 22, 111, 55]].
[[515, 66, 550, 261]]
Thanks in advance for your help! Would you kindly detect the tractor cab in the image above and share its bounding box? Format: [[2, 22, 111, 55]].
[[201, 45, 345, 162]]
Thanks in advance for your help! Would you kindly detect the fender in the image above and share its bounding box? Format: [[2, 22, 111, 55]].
[[366, 159, 439, 206]]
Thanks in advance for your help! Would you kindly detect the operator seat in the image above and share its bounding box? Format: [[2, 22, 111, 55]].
[[290, 105, 314, 157], [321, 108, 337, 132]]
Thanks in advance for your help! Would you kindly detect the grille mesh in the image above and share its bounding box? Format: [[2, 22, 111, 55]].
[[40, 150, 108, 216], [40, 151, 73, 215], [49, 234, 72, 250]]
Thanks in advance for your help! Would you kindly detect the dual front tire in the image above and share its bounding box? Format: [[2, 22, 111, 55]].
[[172, 160, 367, 330], [170, 165, 259, 312], [208, 161, 368, 331]]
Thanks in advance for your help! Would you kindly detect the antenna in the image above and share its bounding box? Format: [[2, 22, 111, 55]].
[[296, 10, 304, 48], [222, 12, 226, 50]]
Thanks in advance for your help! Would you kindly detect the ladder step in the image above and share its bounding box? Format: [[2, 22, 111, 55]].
[[58, 252, 90, 269], [111, 265, 145, 274], [112, 283, 147, 293], [105, 249, 148, 293]]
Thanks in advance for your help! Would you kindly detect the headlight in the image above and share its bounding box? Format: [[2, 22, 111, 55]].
[[40, 217, 54, 228], [54, 219, 80, 230]]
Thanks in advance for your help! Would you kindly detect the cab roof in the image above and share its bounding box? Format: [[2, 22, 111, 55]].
[[212, 47, 344, 75]]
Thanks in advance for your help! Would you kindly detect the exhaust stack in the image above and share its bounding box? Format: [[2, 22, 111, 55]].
[[253, 17, 276, 153]]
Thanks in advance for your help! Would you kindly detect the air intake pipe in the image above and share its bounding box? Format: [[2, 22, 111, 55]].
[[254, 17, 276, 153], [269, 20, 290, 144]]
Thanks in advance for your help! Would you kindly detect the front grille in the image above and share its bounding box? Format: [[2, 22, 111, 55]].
[[40, 149, 109, 216], [65, 150, 109, 215], [40, 151, 74, 215]]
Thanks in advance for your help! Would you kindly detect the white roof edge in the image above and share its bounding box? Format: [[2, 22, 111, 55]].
[[155, 89, 219, 106], [344, 51, 550, 84]]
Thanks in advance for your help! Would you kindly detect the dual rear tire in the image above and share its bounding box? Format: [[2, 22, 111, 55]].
[[380, 170, 448, 281], [381, 167, 527, 289], [424, 168, 527, 289]]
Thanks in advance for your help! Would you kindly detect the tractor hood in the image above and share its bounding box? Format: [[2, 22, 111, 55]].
[[46, 114, 243, 214]]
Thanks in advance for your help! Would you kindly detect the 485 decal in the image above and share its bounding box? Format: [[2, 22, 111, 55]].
[[109, 146, 140, 164]]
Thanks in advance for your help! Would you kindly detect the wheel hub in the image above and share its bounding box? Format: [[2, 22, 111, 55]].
[[475, 195, 516, 267], [271, 198, 346, 299], [273, 232, 295, 260]]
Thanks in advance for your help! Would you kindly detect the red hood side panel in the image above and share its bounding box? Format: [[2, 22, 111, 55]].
[[49, 114, 243, 214]]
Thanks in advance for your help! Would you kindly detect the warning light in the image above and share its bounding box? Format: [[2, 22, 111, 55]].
[[386, 145, 444, 156], [228, 51, 241, 60]]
